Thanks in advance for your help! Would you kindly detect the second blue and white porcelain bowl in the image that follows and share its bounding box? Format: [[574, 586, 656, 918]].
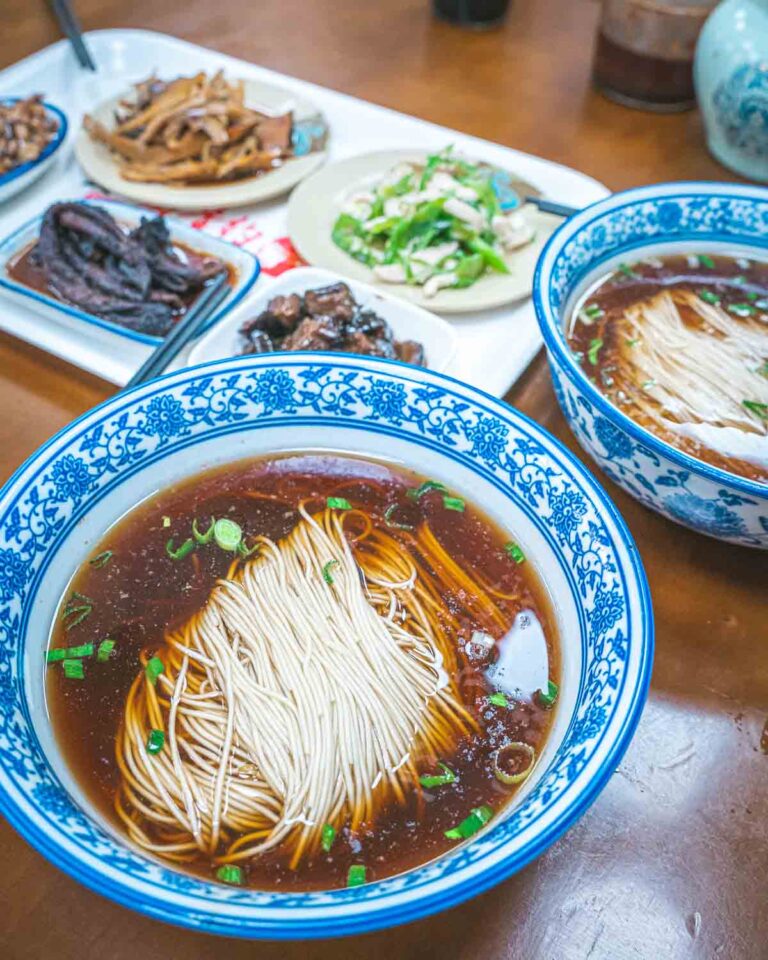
[[534, 181, 768, 548], [0, 353, 652, 938]]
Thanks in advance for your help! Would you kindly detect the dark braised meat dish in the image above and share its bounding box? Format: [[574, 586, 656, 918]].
[[18, 202, 227, 336], [238, 282, 426, 364], [0, 94, 58, 175]]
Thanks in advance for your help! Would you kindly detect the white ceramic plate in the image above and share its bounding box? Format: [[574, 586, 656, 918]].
[[0, 100, 68, 205], [188, 266, 458, 373], [287, 150, 559, 314], [74, 77, 329, 210], [0, 197, 260, 346]]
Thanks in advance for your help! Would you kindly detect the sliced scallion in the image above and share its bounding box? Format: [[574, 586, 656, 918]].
[[487, 691, 509, 708], [587, 337, 603, 366], [63, 591, 93, 631], [729, 303, 755, 317], [46, 642, 94, 663], [743, 400, 768, 420], [213, 518, 243, 552], [445, 805, 493, 841], [442, 495, 465, 512], [97, 638, 116, 663], [215, 864, 243, 885], [383, 503, 414, 530], [146, 729, 165, 755], [697, 253, 715, 269], [322, 559, 339, 584], [536, 679, 559, 709], [698, 289, 720, 305], [236, 539, 259, 559], [419, 762, 456, 788], [583, 304, 604, 320], [407, 480, 448, 501], [166, 537, 195, 560], [327, 496, 352, 511], [347, 864, 367, 887], [504, 542, 525, 564], [145, 656, 165, 686], [192, 516, 216, 545], [62, 658, 84, 680], [617, 262, 636, 279], [493, 742, 535, 785], [89, 550, 113, 569], [321, 823, 336, 852]]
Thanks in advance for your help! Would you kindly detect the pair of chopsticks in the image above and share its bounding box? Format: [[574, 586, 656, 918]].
[[125, 273, 230, 390], [47, 0, 96, 71], [525, 196, 579, 219]]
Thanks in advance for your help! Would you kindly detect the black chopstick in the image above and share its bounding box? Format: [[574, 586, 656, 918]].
[[125, 273, 230, 390], [524, 195, 580, 219], [47, 0, 97, 71]]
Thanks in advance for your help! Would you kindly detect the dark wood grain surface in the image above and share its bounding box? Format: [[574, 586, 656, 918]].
[[1, 2, 766, 959]]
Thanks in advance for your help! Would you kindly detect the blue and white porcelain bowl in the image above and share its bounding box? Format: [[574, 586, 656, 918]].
[[0, 354, 652, 938], [0, 99, 67, 205], [534, 181, 768, 549]]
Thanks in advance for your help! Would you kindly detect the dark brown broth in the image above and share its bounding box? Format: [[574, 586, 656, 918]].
[[46, 454, 558, 891], [567, 252, 768, 483]]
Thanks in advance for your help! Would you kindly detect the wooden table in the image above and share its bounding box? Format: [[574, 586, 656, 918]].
[[2, 2, 766, 958]]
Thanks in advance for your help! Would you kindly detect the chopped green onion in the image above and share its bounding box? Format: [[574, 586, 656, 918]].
[[583, 304, 604, 319], [192, 516, 216, 545], [698, 289, 720, 305], [493, 742, 535, 785], [145, 656, 165, 686], [89, 550, 112, 569], [504, 542, 525, 564], [215, 864, 243, 885], [746, 291, 759, 302], [617, 262, 637, 279], [445, 805, 493, 840], [760, 362, 768, 378], [625, 338, 639, 347], [213, 518, 243, 552], [729, 303, 756, 317], [742, 400, 768, 420], [236, 539, 259, 559], [46, 642, 94, 663], [322, 559, 339, 584], [321, 823, 337, 852], [734, 274, 747, 285], [407, 480, 448, 501], [697, 254, 715, 269], [487, 691, 509, 708], [62, 658, 84, 680], [146, 728, 165, 754], [327, 496, 352, 511], [536, 679, 559, 709], [166, 537, 195, 560], [96, 638, 116, 663], [347, 864, 367, 887], [63, 591, 93, 631], [442, 495, 465, 512], [162, 516, 171, 528], [587, 337, 603, 366], [383, 503, 414, 530], [419, 762, 456, 788]]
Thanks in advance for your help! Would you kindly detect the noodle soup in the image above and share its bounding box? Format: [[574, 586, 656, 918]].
[[567, 252, 768, 483], [46, 454, 559, 891]]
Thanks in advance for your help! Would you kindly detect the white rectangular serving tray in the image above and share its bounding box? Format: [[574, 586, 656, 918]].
[[0, 29, 608, 395]]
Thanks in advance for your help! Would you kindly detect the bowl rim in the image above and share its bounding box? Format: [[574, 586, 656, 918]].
[[0, 99, 68, 189], [0, 352, 654, 938], [533, 179, 768, 499]]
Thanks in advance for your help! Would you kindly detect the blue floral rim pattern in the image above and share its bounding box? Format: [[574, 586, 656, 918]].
[[533, 181, 768, 501], [0, 353, 653, 938], [0, 99, 68, 188]]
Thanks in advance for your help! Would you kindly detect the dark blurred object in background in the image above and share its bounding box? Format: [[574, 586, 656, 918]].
[[592, 0, 717, 112], [433, 0, 511, 28]]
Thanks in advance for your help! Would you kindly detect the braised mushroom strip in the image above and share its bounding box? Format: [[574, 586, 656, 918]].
[[0, 95, 58, 175], [83, 71, 296, 185], [238, 282, 426, 365], [8, 202, 228, 337]]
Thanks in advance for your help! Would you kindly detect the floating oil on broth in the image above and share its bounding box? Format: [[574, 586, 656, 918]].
[[567, 252, 768, 483], [46, 454, 559, 891]]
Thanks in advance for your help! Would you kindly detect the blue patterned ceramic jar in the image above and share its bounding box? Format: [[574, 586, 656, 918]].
[[694, 0, 768, 181], [534, 181, 768, 548]]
